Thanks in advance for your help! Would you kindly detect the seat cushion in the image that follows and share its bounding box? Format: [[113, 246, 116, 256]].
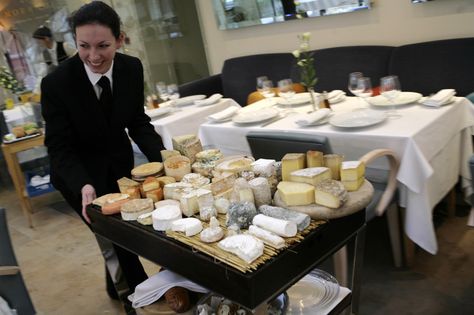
[[312, 45, 394, 93], [221, 53, 295, 106], [389, 38, 474, 96]]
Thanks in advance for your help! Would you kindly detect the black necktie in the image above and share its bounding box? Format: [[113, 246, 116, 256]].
[[97, 76, 113, 111]]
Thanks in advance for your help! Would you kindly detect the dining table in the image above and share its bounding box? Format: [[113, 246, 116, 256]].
[[198, 94, 474, 255], [144, 98, 240, 149]]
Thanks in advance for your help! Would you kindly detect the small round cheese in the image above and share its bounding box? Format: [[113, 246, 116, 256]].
[[152, 205, 182, 231]]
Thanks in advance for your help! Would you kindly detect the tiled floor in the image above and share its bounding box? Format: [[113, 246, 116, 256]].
[[2, 180, 474, 314]]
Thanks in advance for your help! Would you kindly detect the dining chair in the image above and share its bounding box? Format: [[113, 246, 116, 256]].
[[0, 207, 36, 315], [246, 131, 402, 285]]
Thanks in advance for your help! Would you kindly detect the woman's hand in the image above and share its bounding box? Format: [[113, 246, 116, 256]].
[[81, 184, 96, 224]]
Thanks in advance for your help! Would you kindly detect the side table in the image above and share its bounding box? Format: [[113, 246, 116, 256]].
[[1, 134, 46, 227]]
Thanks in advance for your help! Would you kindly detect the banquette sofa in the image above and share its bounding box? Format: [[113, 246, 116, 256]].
[[179, 37, 474, 106]]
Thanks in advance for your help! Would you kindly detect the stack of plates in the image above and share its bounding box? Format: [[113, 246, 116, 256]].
[[286, 269, 340, 314]]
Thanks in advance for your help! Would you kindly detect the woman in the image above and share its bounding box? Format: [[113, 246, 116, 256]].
[[41, 0, 166, 304]]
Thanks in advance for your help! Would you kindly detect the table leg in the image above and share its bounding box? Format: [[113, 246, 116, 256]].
[[447, 188, 456, 218], [400, 207, 415, 266], [2, 147, 34, 227], [95, 235, 136, 315], [350, 224, 366, 315]]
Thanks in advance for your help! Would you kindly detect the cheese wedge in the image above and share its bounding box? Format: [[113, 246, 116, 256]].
[[290, 167, 331, 186], [314, 179, 348, 208], [277, 181, 315, 206], [342, 177, 365, 191], [340, 161, 365, 181], [281, 153, 305, 181], [323, 154, 343, 180]]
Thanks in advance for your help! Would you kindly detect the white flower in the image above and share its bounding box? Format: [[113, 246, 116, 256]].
[[292, 50, 300, 58], [302, 32, 311, 41], [300, 42, 309, 51]]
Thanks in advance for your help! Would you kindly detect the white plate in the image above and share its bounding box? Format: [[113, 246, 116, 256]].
[[275, 92, 313, 106], [329, 95, 346, 104], [232, 108, 280, 124], [172, 95, 206, 107], [329, 109, 386, 128], [3, 132, 41, 144], [286, 269, 339, 314], [367, 92, 423, 107], [145, 107, 173, 118]]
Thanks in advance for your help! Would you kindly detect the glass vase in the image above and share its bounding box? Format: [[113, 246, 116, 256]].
[[308, 87, 319, 112]]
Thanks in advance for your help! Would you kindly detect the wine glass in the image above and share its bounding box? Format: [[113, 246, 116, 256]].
[[348, 72, 364, 107], [156, 81, 169, 102], [277, 79, 295, 109], [380, 75, 402, 118], [167, 84, 180, 101], [260, 80, 275, 103], [356, 77, 373, 109], [256, 76, 269, 92]]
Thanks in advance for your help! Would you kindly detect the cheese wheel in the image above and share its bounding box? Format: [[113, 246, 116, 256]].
[[164, 156, 191, 181], [152, 205, 182, 231], [171, 218, 203, 236]]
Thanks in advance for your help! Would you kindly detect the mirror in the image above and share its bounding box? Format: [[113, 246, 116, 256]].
[[212, 0, 371, 30]]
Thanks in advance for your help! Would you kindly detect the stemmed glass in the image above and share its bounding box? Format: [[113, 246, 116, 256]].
[[380, 75, 402, 119], [356, 77, 373, 109], [348, 72, 364, 106], [260, 80, 275, 103], [256, 76, 269, 92], [156, 81, 169, 102], [167, 84, 180, 101], [277, 79, 295, 110]]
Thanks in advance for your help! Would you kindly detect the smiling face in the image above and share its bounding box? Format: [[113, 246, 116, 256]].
[[75, 23, 123, 74]]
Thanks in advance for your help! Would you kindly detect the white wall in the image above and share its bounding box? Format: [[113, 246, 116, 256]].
[[196, 0, 474, 74]]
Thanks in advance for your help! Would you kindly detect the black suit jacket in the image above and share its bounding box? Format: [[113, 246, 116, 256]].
[[41, 53, 165, 204]]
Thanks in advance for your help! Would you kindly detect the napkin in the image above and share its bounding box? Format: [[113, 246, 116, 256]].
[[128, 270, 209, 308], [327, 90, 346, 104], [208, 106, 239, 121], [421, 89, 456, 107], [295, 108, 331, 125], [195, 93, 223, 106]]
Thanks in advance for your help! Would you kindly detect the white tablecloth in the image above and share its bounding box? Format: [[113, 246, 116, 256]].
[[147, 98, 240, 149], [199, 97, 474, 254]]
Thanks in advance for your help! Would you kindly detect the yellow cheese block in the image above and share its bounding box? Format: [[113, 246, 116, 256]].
[[323, 154, 343, 180], [342, 177, 365, 191], [277, 181, 315, 206], [290, 167, 331, 186], [340, 161, 365, 181], [281, 153, 306, 181], [307, 150, 324, 168]]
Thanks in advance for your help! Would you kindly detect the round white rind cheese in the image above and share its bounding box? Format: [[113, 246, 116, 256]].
[[171, 218, 203, 236], [152, 205, 182, 231]]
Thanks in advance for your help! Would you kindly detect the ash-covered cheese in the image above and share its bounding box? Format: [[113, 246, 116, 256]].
[[171, 218, 203, 236], [258, 205, 310, 231], [315, 179, 348, 208], [181, 173, 210, 188], [218, 234, 264, 263], [340, 161, 365, 181], [290, 167, 331, 186], [172, 134, 203, 163], [226, 202, 257, 229], [192, 160, 217, 178], [248, 177, 271, 207], [251, 159, 276, 177], [277, 181, 315, 206], [306, 150, 324, 168], [163, 182, 193, 200], [252, 214, 297, 237], [152, 205, 182, 231], [282, 153, 306, 181], [247, 225, 286, 249], [200, 206, 217, 222]]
